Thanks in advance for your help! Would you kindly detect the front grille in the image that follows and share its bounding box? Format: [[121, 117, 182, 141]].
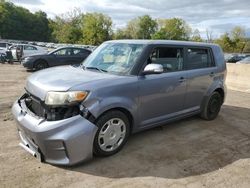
[[23, 93, 80, 121]]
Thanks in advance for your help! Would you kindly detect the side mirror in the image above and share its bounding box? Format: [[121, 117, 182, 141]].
[[143, 64, 163, 75]]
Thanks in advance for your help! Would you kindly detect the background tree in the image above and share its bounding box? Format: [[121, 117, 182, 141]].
[[230, 26, 246, 53], [81, 13, 112, 45], [113, 28, 130, 39], [1, 1, 249, 48], [32, 11, 51, 41], [137, 15, 157, 39], [125, 18, 139, 39], [190, 29, 203, 42], [50, 8, 83, 43], [214, 26, 247, 53], [152, 18, 191, 40], [114, 15, 157, 39], [0, 1, 51, 41], [243, 40, 250, 53], [214, 33, 234, 52], [206, 29, 213, 43]]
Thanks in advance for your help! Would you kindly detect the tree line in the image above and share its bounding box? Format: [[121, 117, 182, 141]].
[[0, 1, 249, 53]]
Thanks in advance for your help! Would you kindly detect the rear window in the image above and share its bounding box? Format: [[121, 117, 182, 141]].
[[187, 48, 214, 69], [72, 48, 90, 56]]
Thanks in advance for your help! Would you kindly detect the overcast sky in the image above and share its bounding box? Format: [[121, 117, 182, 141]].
[[10, 0, 250, 38]]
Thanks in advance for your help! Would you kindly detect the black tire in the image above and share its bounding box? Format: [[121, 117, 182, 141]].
[[93, 110, 130, 157], [200, 91, 222, 121], [35, 60, 48, 71]]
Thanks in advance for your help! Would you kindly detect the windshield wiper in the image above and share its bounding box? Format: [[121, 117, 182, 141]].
[[84, 66, 107, 73]]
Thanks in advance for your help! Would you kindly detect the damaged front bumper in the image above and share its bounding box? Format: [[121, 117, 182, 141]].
[[12, 98, 98, 166]]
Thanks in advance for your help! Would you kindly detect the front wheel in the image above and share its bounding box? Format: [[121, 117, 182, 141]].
[[200, 91, 222, 120], [93, 110, 130, 156], [35, 60, 48, 71]]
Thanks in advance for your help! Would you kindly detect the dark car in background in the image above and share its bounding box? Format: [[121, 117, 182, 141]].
[[226, 54, 246, 63], [21, 47, 92, 70], [236, 56, 250, 64]]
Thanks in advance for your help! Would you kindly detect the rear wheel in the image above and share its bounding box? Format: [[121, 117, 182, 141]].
[[200, 91, 222, 120], [35, 60, 48, 71], [93, 110, 130, 156]]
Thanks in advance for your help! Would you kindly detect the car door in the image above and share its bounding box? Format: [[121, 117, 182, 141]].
[[52, 48, 73, 66], [23, 45, 37, 56], [70, 48, 91, 65], [184, 47, 217, 110], [138, 46, 187, 128], [10, 45, 17, 60]]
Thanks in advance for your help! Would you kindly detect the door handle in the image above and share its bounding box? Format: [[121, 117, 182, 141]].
[[179, 77, 186, 82], [210, 72, 215, 77]]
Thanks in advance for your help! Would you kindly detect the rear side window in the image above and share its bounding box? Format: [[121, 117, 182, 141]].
[[187, 48, 214, 69], [24, 45, 37, 50], [53, 48, 72, 56], [73, 49, 90, 56], [149, 47, 184, 72]]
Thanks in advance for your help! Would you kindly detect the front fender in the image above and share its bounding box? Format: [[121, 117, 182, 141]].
[[83, 96, 138, 128]]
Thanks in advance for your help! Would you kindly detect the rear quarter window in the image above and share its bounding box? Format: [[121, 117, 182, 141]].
[[73, 49, 90, 56], [187, 48, 214, 70]]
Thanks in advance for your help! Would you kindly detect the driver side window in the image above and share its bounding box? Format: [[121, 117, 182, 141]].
[[53, 48, 72, 56], [148, 47, 184, 72]]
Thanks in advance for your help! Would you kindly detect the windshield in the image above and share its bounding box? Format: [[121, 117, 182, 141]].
[[82, 43, 145, 75]]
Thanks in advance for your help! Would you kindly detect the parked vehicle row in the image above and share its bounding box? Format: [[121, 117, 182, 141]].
[[0, 40, 96, 62], [0, 40, 93, 69], [34, 41, 96, 51], [12, 40, 226, 166], [9, 44, 48, 61]]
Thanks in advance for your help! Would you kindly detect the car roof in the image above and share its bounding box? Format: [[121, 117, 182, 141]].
[[105, 39, 219, 48], [56, 46, 91, 51]]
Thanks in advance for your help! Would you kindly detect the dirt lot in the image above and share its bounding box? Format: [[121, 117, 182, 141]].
[[0, 64, 250, 188]]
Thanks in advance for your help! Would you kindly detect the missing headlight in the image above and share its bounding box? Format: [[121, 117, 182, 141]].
[[23, 93, 80, 121], [22, 92, 96, 122], [46, 106, 80, 121]]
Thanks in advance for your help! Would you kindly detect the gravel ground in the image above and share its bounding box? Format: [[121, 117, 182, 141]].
[[0, 64, 250, 188]]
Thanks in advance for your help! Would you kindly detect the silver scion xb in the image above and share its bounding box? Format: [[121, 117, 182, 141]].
[[12, 40, 226, 165]]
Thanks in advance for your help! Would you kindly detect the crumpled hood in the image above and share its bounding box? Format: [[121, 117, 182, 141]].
[[26, 66, 117, 100]]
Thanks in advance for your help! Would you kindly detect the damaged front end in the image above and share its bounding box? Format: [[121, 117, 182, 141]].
[[13, 92, 98, 165], [20, 92, 93, 122]]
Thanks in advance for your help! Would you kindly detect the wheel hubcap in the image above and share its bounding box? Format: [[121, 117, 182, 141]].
[[209, 96, 220, 113], [98, 118, 126, 152], [37, 65, 44, 70]]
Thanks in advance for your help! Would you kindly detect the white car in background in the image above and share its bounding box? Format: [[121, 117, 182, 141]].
[[0, 42, 11, 54], [236, 56, 250, 64], [9, 44, 48, 60]]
